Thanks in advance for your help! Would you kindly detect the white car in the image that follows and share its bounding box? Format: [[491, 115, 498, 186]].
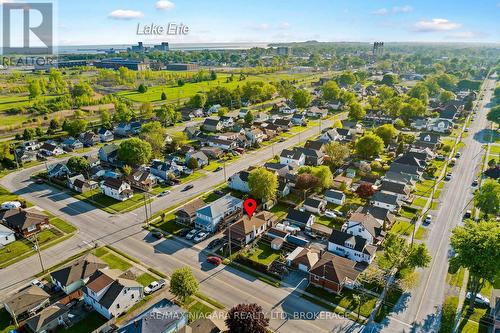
[[31, 279, 44, 289], [466, 292, 490, 306], [144, 279, 166, 295], [424, 214, 432, 224], [1, 201, 21, 210], [193, 232, 208, 243], [324, 210, 336, 218], [185, 229, 199, 240]]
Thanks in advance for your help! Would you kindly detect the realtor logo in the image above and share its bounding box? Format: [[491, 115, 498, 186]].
[[2, 2, 53, 55]]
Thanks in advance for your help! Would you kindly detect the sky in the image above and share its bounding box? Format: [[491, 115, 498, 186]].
[[11, 0, 500, 46]]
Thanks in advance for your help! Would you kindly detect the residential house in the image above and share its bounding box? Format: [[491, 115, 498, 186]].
[[195, 194, 243, 232], [3, 285, 50, 320], [280, 149, 305, 166], [306, 106, 328, 118], [186, 151, 209, 167], [90, 166, 105, 180], [48, 163, 70, 178], [61, 137, 83, 151], [277, 181, 292, 198], [50, 254, 107, 295], [128, 170, 157, 191], [364, 111, 392, 125], [200, 147, 223, 159], [415, 132, 440, 150], [0, 208, 49, 237], [303, 197, 327, 215], [15, 149, 37, 164], [388, 163, 422, 181], [98, 144, 120, 165], [286, 209, 315, 228], [175, 198, 206, 225], [410, 118, 429, 130], [342, 212, 384, 245], [39, 142, 64, 156], [245, 128, 265, 144], [379, 180, 412, 202], [318, 128, 341, 143], [117, 299, 188, 333], [207, 137, 237, 151], [327, 101, 342, 110], [239, 108, 250, 118], [308, 251, 361, 294], [114, 123, 133, 137], [294, 147, 324, 166], [304, 140, 326, 153], [98, 128, 114, 142], [219, 116, 235, 128], [225, 212, 276, 246], [22, 140, 41, 151], [273, 118, 293, 131], [208, 104, 221, 115], [370, 192, 401, 212], [85, 154, 100, 168], [336, 128, 354, 142], [355, 205, 395, 230], [327, 229, 377, 264], [332, 175, 353, 190], [100, 179, 133, 201], [429, 119, 453, 133], [291, 113, 306, 125], [383, 171, 416, 186], [67, 174, 98, 193], [228, 170, 251, 193], [80, 131, 100, 147], [25, 303, 69, 333], [325, 189, 346, 205], [83, 269, 144, 319], [184, 126, 201, 139], [287, 247, 320, 272], [394, 154, 427, 170], [0, 224, 16, 247], [150, 160, 174, 180], [438, 105, 458, 121]]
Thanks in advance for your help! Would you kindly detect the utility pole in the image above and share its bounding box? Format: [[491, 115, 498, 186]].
[[223, 160, 227, 182], [32, 232, 45, 272], [143, 193, 149, 227], [228, 223, 232, 258]]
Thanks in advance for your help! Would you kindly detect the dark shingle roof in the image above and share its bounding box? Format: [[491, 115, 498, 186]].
[[286, 208, 313, 224]]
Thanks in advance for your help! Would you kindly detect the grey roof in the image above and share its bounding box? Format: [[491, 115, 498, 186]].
[[325, 189, 345, 200], [304, 140, 325, 151], [26, 303, 69, 332], [371, 192, 400, 205], [380, 180, 411, 196], [196, 194, 243, 218], [329, 229, 376, 256], [286, 208, 313, 224], [417, 132, 440, 144], [304, 197, 325, 209], [355, 205, 395, 223], [203, 118, 221, 126], [389, 163, 421, 176], [384, 171, 414, 185], [346, 213, 383, 239], [280, 149, 303, 160], [118, 299, 187, 333], [394, 155, 425, 169], [50, 254, 107, 287]]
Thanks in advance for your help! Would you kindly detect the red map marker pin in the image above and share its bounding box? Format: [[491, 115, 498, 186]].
[[243, 198, 257, 218]]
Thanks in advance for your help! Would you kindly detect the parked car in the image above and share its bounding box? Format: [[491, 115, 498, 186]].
[[464, 127, 470, 132], [34, 178, 45, 184], [332, 209, 344, 217], [471, 179, 479, 187], [464, 210, 472, 219], [1, 201, 22, 210], [144, 279, 166, 295], [455, 152, 461, 158], [206, 256, 222, 266], [185, 229, 199, 240], [214, 166, 223, 172], [445, 173, 452, 181], [183, 184, 194, 191], [214, 190, 225, 196], [279, 138, 286, 142], [193, 232, 208, 243], [435, 155, 445, 161], [152, 231, 163, 239], [207, 238, 223, 249], [424, 214, 432, 224], [31, 279, 44, 289], [466, 292, 490, 306], [324, 210, 336, 218], [179, 228, 191, 237]]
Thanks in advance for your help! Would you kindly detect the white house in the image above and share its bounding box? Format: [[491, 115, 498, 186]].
[[325, 190, 345, 205], [228, 170, 250, 193], [48, 163, 70, 178], [98, 129, 114, 142], [280, 149, 305, 166], [303, 197, 327, 215], [320, 129, 341, 142], [100, 179, 133, 201], [195, 194, 243, 232], [430, 119, 453, 133], [224, 212, 275, 246], [40, 142, 64, 156], [83, 269, 143, 319], [207, 104, 221, 114], [0, 224, 16, 247], [370, 192, 401, 212], [341, 213, 383, 245], [327, 229, 377, 264]]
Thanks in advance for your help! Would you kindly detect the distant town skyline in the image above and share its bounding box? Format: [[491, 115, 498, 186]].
[[50, 0, 499, 45]]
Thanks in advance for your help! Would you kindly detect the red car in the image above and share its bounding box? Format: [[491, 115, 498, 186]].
[[206, 256, 222, 266]]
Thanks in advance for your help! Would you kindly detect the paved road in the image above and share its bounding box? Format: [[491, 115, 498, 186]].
[[375, 76, 497, 332], [0, 114, 363, 333]]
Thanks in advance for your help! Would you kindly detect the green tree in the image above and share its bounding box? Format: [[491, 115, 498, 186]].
[[23, 128, 36, 140], [49, 118, 60, 131], [378, 86, 394, 102], [451, 220, 500, 311], [226, 303, 269, 333], [439, 90, 455, 104], [71, 81, 93, 98], [248, 168, 278, 202], [356, 133, 384, 159], [169, 267, 199, 302], [168, 132, 188, 152], [63, 119, 88, 137], [139, 121, 167, 158], [379, 233, 431, 272], [101, 110, 112, 129], [338, 71, 356, 86], [187, 157, 199, 170], [311, 165, 333, 190], [292, 89, 312, 109], [189, 93, 207, 109], [375, 124, 397, 145], [244, 110, 254, 124], [210, 70, 217, 80], [28, 80, 42, 99], [217, 107, 228, 117], [137, 83, 147, 93], [156, 104, 176, 126], [122, 164, 132, 176], [161, 92, 167, 100], [0, 142, 10, 161], [114, 103, 133, 123], [381, 73, 398, 86], [67, 156, 90, 175], [348, 102, 365, 120], [139, 102, 154, 119], [321, 81, 341, 102], [487, 106, 500, 125], [118, 138, 152, 166], [324, 142, 350, 167], [474, 179, 500, 216], [408, 84, 429, 105]]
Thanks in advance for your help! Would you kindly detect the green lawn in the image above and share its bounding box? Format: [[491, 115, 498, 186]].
[[152, 213, 186, 235], [269, 203, 289, 220], [100, 253, 132, 271], [0, 229, 62, 266], [390, 220, 426, 240], [187, 301, 214, 323], [440, 296, 459, 333], [315, 215, 343, 230], [50, 217, 77, 234], [246, 243, 281, 265], [447, 265, 466, 288], [77, 190, 151, 214], [399, 206, 421, 219], [136, 272, 157, 287], [457, 304, 490, 333]]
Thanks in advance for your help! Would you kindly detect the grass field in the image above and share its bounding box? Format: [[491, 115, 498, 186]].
[[188, 301, 214, 323], [0, 229, 62, 266], [136, 272, 157, 287], [100, 252, 132, 271], [390, 220, 426, 240], [246, 243, 281, 265], [76, 190, 151, 214]]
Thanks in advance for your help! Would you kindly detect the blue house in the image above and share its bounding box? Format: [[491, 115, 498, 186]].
[[117, 298, 188, 333], [195, 194, 243, 232]]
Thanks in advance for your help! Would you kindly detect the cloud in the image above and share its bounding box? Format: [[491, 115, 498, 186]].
[[108, 9, 143, 20], [373, 5, 413, 15], [155, 0, 175, 10], [414, 18, 461, 32]]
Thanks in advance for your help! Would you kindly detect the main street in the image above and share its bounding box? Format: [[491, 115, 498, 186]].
[[0, 114, 363, 333], [378, 76, 497, 332]]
